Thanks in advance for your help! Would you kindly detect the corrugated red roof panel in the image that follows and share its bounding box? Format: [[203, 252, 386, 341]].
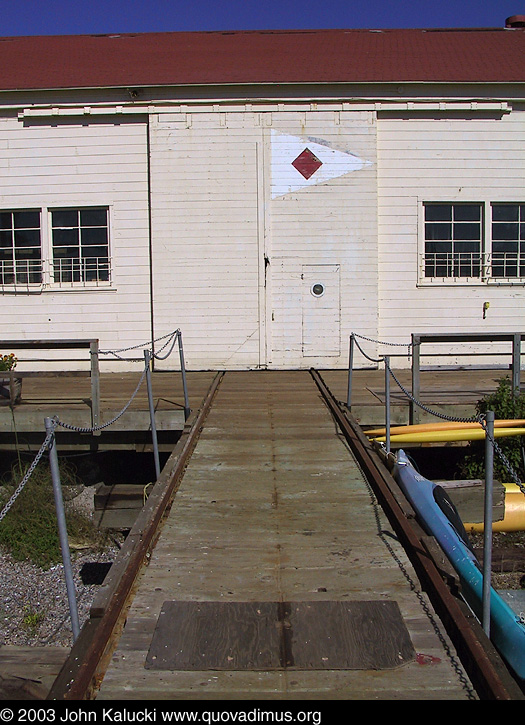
[[0, 27, 524, 91]]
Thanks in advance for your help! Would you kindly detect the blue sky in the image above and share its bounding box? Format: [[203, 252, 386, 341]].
[[0, 0, 521, 36]]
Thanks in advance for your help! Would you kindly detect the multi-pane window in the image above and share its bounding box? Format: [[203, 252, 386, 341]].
[[51, 208, 110, 284], [424, 203, 483, 278], [491, 203, 525, 278], [0, 210, 42, 285]]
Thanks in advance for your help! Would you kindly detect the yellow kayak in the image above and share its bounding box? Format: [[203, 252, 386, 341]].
[[372, 427, 525, 444], [366, 419, 525, 437], [466, 484, 525, 533]]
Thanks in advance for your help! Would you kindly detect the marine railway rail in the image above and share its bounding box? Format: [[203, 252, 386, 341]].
[[46, 370, 524, 701]]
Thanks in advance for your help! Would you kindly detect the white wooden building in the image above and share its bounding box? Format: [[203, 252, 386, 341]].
[[0, 19, 524, 370]]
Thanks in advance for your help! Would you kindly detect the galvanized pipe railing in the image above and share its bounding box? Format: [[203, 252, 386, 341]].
[[410, 332, 523, 424], [0, 339, 101, 429], [345, 331, 520, 651]]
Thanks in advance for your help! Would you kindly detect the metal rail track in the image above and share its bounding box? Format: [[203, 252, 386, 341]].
[[310, 368, 525, 701], [48, 368, 524, 701], [48, 372, 225, 701]]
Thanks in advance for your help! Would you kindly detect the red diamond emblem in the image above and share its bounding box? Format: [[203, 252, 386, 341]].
[[291, 148, 323, 180]]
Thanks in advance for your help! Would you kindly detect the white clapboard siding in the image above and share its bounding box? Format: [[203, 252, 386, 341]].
[[0, 116, 152, 369], [269, 111, 378, 368], [376, 109, 525, 368], [149, 113, 261, 370], [150, 109, 378, 370]]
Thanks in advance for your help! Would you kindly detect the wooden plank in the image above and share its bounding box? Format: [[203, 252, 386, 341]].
[[146, 601, 281, 671], [95, 371, 478, 700], [289, 601, 415, 670], [0, 646, 68, 700], [145, 600, 415, 672]]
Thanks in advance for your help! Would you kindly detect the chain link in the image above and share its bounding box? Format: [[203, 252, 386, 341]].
[[1, 330, 182, 523], [152, 330, 180, 361], [99, 329, 180, 360], [482, 422, 525, 494], [382, 358, 525, 492], [353, 333, 412, 348], [0, 425, 55, 522], [353, 334, 525, 492], [54, 364, 148, 434], [353, 336, 384, 364], [384, 358, 482, 425]]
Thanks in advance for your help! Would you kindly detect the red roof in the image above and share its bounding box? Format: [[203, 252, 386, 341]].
[[0, 27, 524, 91]]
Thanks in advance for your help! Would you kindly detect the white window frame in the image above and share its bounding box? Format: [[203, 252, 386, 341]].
[[488, 202, 525, 283], [0, 209, 44, 292], [48, 206, 112, 289], [418, 200, 525, 286], [0, 206, 113, 293]]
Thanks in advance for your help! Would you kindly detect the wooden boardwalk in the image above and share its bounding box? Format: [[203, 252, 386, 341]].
[[0, 370, 217, 446], [0, 365, 516, 443], [95, 371, 478, 700]]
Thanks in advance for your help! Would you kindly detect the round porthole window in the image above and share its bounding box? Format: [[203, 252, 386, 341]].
[[311, 283, 325, 297]]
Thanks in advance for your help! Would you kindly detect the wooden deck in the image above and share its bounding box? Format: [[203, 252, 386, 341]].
[[0, 366, 518, 449], [95, 371, 479, 700], [322, 366, 524, 426], [0, 370, 217, 448]]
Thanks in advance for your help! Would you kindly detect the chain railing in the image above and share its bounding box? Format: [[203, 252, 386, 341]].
[[0, 328, 189, 643], [347, 332, 525, 638], [348, 332, 524, 489]]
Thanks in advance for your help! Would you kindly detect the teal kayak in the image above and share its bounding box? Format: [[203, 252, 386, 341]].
[[393, 449, 525, 681]]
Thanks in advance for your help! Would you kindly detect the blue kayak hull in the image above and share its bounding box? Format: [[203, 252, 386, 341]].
[[393, 449, 525, 681]]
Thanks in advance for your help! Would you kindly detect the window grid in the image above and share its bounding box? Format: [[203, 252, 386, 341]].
[[422, 201, 525, 283], [0, 210, 42, 287], [423, 203, 483, 279], [491, 203, 525, 279], [51, 208, 111, 285]]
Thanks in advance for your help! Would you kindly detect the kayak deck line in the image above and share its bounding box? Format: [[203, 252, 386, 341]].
[[371, 427, 525, 444], [366, 419, 525, 437]]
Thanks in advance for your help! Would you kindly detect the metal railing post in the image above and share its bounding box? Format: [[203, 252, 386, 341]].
[[482, 410, 495, 637], [512, 333, 521, 398], [410, 334, 420, 425], [177, 331, 191, 421], [90, 340, 100, 435], [144, 350, 161, 480], [347, 334, 354, 409], [44, 417, 80, 642], [385, 356, 391, 453]]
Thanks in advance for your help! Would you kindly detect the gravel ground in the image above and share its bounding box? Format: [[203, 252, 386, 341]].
[[0, 487, 122, 648], [0, 544, 120, 647], [1, 494, 524, 649]]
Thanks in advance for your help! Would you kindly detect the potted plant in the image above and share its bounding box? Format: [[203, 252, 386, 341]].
[[0, 354, 21, 405]]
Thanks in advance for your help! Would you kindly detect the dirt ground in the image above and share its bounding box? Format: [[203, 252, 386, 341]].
[[470, 530, 525, 590]]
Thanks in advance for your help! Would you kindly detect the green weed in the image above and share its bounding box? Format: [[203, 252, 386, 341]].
[[459, 377, 525, 483], [21, 603, 45, 633], [0, 459, 104, 569]]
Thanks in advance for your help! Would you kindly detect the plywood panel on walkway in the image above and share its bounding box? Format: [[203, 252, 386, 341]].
[[96, 371, 476, 700]]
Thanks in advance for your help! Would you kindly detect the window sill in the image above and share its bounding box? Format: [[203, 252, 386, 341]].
[[46, 284, 116, 292], [417, 278, 525, 287], [0, 284, 116, 294]]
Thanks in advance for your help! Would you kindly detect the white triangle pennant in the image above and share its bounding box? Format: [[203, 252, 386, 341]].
[[271, 130, 370, 198]]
